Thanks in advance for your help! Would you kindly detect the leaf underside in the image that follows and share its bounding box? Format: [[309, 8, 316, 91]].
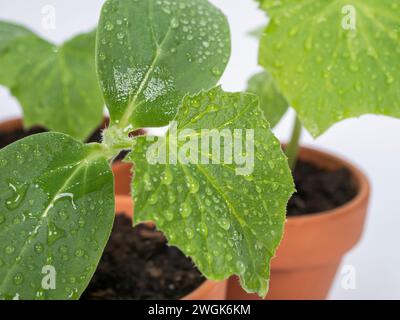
[[0, 21, 49, 88], [0, 133, 114, 299], [97, 0, 231, 129], [247, 71, 289, 128], [0, 22, 104, 141], [129, 87, 294, 297], [258, 0, 400, 137]]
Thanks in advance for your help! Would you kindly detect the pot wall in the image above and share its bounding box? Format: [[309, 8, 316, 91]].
[[227, 146, 370, 300]]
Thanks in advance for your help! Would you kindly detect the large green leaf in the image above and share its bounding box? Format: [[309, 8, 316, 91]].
[[0, 22, 104, 141], [258, 0, 400, 137], [0, 133, 114, 299], [8, 31, 104, 141], [129, 87, 294, 297], [97, 0, 231, 130], [247, 71, 288, 128], [0, 21, 53, 87]]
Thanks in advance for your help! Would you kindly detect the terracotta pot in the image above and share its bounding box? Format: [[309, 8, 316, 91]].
[[115, 195, 227, 300], [0, 117, 24, 133], [226, 146, 370, 300]]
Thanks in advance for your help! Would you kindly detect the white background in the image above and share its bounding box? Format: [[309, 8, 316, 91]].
[[1, 0, 399, 299]]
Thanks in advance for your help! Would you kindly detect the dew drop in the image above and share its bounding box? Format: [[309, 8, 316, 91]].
[[162, 169, 173, 185], [211, 66, 221, 76], [185, 228, 195, 239], [171, 18, 179, 29], [5, 182, 28, 211], [162, 7, 171, 15], [105, 22, 114, 31], [168, 192, 176, 204], [47, 222, 66, 246], [186, 176, 199, 194], [218, 218, 231, 231], [75, 249, 85, 257], [236, 261, 246, 274], [143, 173, 152, 191], [5, 245, 15, 255], [164, 210, 174, 221], [154, 214, 165, 227], [34, 242, 44, 254], [198, 222, 208, 237], [53, 193, 76, 210], [148, 193, 158, 205], [13, 273, 24, 285], [180, 203, 192, 218], [78, 218, 85, 228]]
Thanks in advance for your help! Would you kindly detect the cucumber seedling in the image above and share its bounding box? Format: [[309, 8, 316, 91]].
[[0, 0, 294, 299]]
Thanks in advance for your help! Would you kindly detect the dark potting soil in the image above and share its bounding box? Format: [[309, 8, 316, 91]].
[[287, 160, 357, 217], [0, 125, 103, 149], [81, 215, 205, 300], [0, 123, 133, 161]]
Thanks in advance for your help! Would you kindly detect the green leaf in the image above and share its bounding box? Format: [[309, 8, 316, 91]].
[[247, 71, 288, 128], [0, 21, 53, 87], [97, 0, 231, 130], [258, 0, 400, 137], [248, 26, 265, 39], [8, 31, 104, 141], [129, 87, 294, 297], [0, 133, 114, 300]]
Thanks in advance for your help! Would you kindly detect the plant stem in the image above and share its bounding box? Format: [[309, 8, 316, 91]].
[[285, 115, 302, 170]]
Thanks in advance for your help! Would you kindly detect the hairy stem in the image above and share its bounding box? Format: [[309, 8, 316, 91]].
[[285, 115, 302, 170]]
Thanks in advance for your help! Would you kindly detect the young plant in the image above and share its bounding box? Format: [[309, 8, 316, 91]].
[[0, 0, 294, 299], [0, 22, 104, 140], [252, 0, 400, 166]]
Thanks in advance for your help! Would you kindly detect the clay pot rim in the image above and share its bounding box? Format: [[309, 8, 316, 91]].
[[181, 279, 223, 300], [287, 144, 370, 223], [0, 117, 24, 132]]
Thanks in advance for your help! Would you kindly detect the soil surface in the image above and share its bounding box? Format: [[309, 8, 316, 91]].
[[0, 125, 103, 149], [81, 215, 205, 300], [287, 160, 357, 216], [0, 123, 134, 160]]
